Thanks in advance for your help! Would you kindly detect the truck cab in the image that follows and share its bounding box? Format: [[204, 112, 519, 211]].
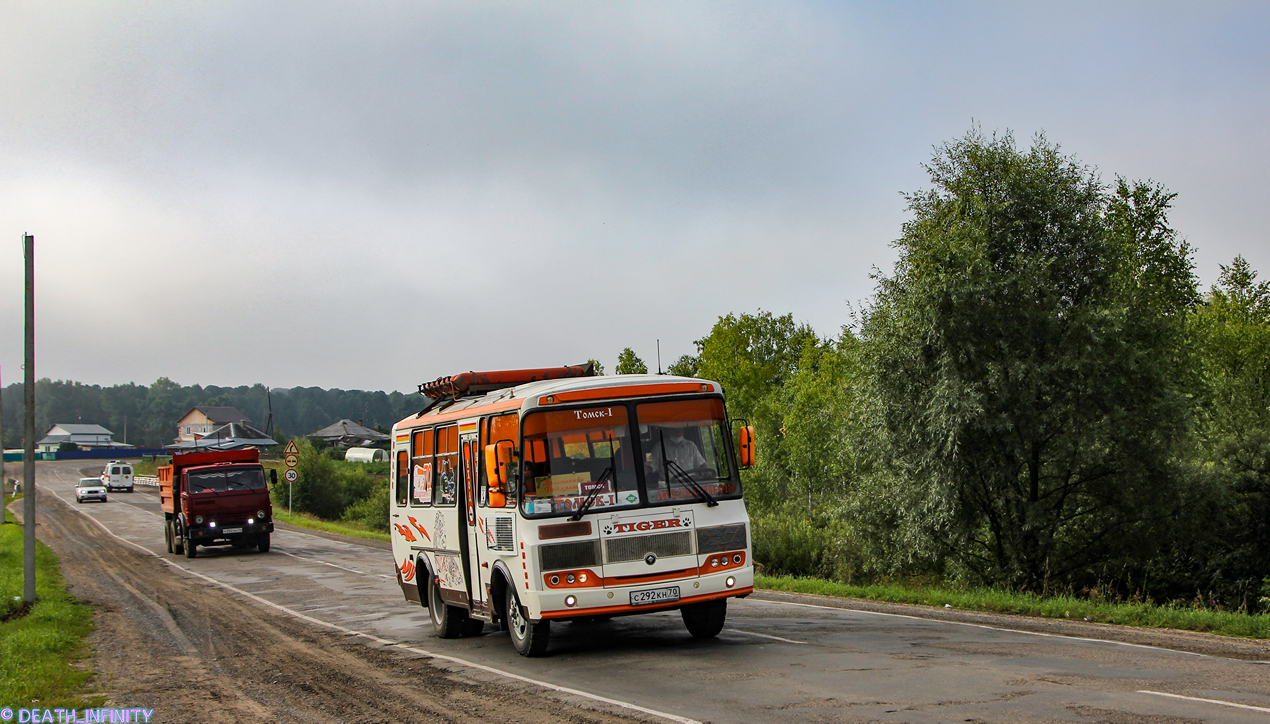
[[159, 450, 277, 558]]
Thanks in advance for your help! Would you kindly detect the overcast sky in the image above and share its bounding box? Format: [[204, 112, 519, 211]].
[[2, 1, 1266, 393]]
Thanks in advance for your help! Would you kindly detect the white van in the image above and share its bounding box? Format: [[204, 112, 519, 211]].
[[101, 461, 134, 492]]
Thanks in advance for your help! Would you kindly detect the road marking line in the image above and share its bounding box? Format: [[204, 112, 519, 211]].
[[42, 482, 703, 724], [754, 598, 1241, 661], [727, 629, 807, 644], [1138, 690, 1270, 713]]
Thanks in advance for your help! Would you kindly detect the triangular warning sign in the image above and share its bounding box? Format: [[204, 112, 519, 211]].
[[283, 440, 299, 455]]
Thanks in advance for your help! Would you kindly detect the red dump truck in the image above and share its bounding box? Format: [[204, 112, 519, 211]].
[[159, 449, 277, 558]]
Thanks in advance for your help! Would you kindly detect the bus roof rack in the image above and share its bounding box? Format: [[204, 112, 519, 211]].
[[416, 363, 596, 410]]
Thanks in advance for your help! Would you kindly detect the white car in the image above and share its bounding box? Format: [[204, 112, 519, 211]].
[[101, 461, 134, 492], [76, 477, 107, 503]]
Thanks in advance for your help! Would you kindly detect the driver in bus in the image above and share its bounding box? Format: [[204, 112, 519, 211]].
[[646, 424, 709, 485]]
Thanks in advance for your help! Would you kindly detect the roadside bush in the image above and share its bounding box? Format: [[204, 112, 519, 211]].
[[342, 482, 390, 532], [277, 439, 391, 524], [751, 504, 866, 583]]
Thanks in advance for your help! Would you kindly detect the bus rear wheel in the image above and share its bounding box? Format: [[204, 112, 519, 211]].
[[681, 598, 727, 638], [429, 576, 474, 639], [506, 587, 550, 657]]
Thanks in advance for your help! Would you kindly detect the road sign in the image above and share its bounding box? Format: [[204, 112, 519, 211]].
[[284, 454, 298, 468], [282, 440, 298, 456], [284, 469, 298, 483]]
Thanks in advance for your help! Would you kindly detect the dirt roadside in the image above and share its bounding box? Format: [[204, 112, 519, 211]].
[[14, 489, 652, 724]]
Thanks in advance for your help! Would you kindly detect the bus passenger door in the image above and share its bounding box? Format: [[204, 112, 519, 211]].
[[459, 434, 486, 613]]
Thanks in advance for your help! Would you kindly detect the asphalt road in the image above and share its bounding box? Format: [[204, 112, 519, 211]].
[[33, 460, 1270, 723]]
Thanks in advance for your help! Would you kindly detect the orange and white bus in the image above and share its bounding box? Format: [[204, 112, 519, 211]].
[[389, 365, 756, 656]]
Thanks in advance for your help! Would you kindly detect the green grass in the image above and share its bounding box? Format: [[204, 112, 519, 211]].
[[756, 574, 1270, 641], [273, 510, 391, 543], [0, 518, 102, 709]]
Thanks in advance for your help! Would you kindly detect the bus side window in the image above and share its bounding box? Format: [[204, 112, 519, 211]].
[[395, 450, 409, 506], [435, 425, 458, 506], [488, 413, 519, 507], [411, 429, 434, 507]]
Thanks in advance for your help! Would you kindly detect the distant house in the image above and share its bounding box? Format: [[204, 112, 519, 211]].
[[37, 424, 132, 453], [175, 406, 251, 443], [167, 422, 277, 452], [307, 419, 390, 448]]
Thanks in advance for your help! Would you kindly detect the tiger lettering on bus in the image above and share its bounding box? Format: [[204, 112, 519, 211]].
[[606, 517, 687, 535]]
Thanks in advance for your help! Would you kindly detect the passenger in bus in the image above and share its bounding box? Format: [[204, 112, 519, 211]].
[[646, 424, 710, 485]]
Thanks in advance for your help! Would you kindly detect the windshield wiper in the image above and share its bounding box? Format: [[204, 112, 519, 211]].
[[658, 431, 718, 507], [569, 432, 618, 522]]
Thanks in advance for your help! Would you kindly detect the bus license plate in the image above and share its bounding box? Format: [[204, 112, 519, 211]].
[[222, 527, 243, 534], [630, 586, 680, 606]]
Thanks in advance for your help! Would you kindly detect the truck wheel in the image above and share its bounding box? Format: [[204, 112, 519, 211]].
[[173, 524, 185, 555], [681, 598, 727, 638], [184, 538, 197, 559], [165, 523, 174, 554], [257, 532, 270, 553], [428, 577, 471, 639], [506, 587, 550, 656]]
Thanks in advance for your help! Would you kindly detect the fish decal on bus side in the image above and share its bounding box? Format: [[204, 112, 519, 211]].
[[394, 523, 417, 542], [408, 515, 431, 541]]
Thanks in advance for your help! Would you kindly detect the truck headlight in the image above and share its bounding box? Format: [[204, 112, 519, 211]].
[[195, 516, 203, 524], [257, 510, 266, 519]]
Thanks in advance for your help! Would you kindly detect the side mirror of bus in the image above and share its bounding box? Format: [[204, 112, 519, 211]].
[[738, 426, 756, 468], [486, 440, 516, 490], [485, 444, 503, 489]]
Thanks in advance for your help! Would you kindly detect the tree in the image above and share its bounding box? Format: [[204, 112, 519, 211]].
[[1182, 255, 1270, 608], [862, 129, 1198, 591], [694, 310, 820, 507], [666, 355, 699, 377], [615, 348, 648, 375]]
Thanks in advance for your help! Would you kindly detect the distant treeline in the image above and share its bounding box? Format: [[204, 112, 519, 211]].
[[0, 378, 422, 449]]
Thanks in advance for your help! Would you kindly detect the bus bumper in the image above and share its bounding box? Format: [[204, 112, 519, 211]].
[[534, 567, 754, 620]]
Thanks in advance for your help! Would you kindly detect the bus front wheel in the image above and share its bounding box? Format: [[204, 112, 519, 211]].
[[681, 598, 727, 638], [506, 587, 550, 657]]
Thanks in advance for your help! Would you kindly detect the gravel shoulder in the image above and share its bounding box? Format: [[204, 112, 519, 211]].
[[20, 488, 654, 724]]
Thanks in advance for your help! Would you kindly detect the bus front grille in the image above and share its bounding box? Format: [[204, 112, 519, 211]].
[[540, 540, 601, 571], [696, 524, 747, 554], [604, 531, 694, 563]]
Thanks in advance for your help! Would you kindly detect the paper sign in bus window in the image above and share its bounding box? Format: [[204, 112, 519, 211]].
[[413, 462, 433, 502]]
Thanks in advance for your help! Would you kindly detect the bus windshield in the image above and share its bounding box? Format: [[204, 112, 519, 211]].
[[637, 398, 737, 504], [519, 397, 741, 517], [521, 405, 639, 516]]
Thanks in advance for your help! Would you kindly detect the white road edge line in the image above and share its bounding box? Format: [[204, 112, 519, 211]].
[[41, 482, 703, 724], [727, 629, 807, 644], [757, 599, 1235, 661], [1138, 690, 1270, 713]]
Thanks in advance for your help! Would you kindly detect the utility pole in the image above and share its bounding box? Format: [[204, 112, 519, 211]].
[[23, 233, 36, 603]]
